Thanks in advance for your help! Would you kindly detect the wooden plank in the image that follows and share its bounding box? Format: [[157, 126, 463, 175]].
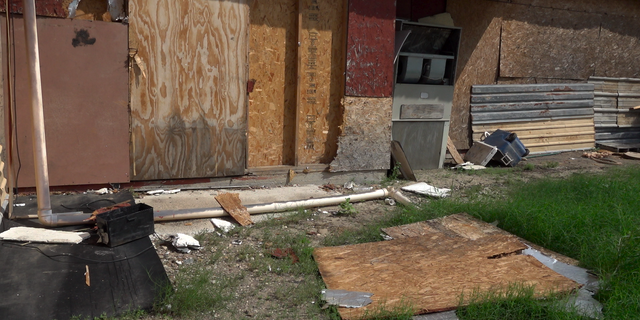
[[618, 113, 640, 126], [215, 193, 253, 226], [315, 232, 580, 319], [129, 0, 249, 180], [400, 104, 445, 119], [471, 100, 594, 112], [297, 0, 347, 164], [529, 142, 595, 153], [471, 92, 594, 104], [471, 83, 594, 94], [344, 0, 395, 97], [471, 108, 594, 122], [390, 140, 417, 181], [472, 117, 594, 132], [447, 137, 464, 165], [247, 0, 298, 167], [519, 135, 595, 147]]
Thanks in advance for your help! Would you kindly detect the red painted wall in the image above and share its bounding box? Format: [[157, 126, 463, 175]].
[[0, 0, 67, 18], [344, 0, 395, 97]]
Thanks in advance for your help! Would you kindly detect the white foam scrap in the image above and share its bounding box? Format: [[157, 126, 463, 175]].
[[401, 182, 451, 198], [210, 218, 236, 233], [171, 233, 202, 253], [0, 227, 90, 244]]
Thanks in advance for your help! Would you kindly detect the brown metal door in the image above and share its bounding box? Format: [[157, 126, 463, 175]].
[[129, 0, 249, 180]]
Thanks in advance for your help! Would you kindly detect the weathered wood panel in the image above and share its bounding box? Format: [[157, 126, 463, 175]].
[[344, 0, 395, 97], [330, 97, 392, 172], [6, 16, 130, 187], [297, 0, 346, 164], [247, 0, 298, 167], [499, 9, 601, 80], [129, 0, 249, 180], [447, 0, 503, 149], [315, 232, 579, 319], [470, 84, 595, 153]]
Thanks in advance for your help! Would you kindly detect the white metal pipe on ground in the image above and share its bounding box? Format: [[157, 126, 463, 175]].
[[154, 188, 391, 222], [22, 0, 54, 226]]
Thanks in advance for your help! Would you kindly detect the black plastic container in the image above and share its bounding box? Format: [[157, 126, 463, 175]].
[[96, 203, 154, 247]]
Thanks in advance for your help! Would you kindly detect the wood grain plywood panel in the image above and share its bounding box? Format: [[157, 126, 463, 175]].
[[129, 0, 249, 180], [595, 17, 640, 78], [499, 9, 601, 80], [448, 0, 504, 149], [330, 97, 392, 172], [315, 233, 580, 319], [248, 0, 298, 167], [6, 17, 130, 187], [297, 0, 346, 164], [344, 0, 395, 98]]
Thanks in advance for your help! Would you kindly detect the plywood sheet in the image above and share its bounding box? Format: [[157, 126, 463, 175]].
[[330, 97, 392, 172], [447, 0, 503, 149], [344, 0, 395, 98], [596, 17, 640, 78], [215, 193, 252, 226], [247, 0, 298, 167], [297, 0, 346, 164], [499, 9, 601, 80], [5, 16, 130, 187], [382, 213, 580, 265], [315, 233, 580, 319], [129, 0, 249, 180]]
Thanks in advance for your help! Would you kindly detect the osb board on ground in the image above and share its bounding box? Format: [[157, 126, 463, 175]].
[[499, 7, 601, 80], [215, 193, 253, 226], [297, 0, 346, 165], [330, 97, 392, 172], [129, 0, 249, 180], [315, 219, 580, 319], [248, 0, 298, 167]]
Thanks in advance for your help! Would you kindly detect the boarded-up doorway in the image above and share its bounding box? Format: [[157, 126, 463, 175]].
[[129, 0, 249, 180]]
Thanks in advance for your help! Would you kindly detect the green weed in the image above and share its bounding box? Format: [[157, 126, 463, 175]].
[[338, 198, 358, 216]]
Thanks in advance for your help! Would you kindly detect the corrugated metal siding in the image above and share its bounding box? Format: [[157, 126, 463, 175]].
[[470, 84, 595, 154]]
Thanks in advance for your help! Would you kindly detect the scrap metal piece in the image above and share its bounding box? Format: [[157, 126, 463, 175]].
[[321, 289, 373, 308]]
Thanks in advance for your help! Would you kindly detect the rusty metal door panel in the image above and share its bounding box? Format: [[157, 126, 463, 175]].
[[3, 16, 130, 187]]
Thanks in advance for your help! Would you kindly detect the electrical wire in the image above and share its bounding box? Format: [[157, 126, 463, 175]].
[[1, 241, 156, 264]]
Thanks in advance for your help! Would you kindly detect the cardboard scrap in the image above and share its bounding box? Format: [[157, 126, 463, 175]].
[[0, 227, 90, 244], [215, 193, 253, 226]]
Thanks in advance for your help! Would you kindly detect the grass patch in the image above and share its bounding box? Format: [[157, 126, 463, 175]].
[[328, 165, 640, 319], [457, 283, 588, 320]]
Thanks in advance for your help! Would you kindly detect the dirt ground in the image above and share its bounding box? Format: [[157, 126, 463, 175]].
[[146, 150, 640, 320]]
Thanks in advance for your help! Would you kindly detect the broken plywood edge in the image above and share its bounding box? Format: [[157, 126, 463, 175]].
[[314, 232, 580, 319], [382, 213, 579, 266], [330, 97, 393, 172], [215, 193, 253, 226]]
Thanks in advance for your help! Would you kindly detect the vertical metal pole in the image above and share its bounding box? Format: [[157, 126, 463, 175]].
[[21, 0, 52, 217]]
